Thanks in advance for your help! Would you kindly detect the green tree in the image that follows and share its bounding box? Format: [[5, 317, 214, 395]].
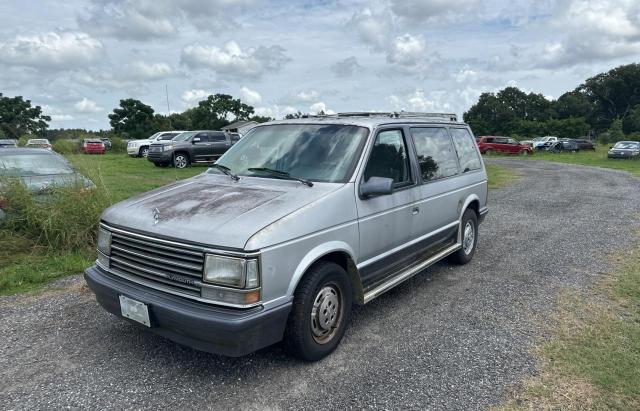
[[552, 90, 593, 119], [0, 93, 51, 138], [622, 105, 640, 134], [250, 115, 273, 123], [190, 94, 255, 130], [108, 99, 156, 139], [285, 111, 303, 119]]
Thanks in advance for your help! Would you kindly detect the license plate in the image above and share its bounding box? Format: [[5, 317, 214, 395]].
[[119, 295, 151, 327]]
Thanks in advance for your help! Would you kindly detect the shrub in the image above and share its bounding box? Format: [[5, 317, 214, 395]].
[[110, 136, 127, 153], [52, 139, 81, 154], [1, 172, 111, 251]]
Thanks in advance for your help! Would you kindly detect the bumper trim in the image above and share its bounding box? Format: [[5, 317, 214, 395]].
[[84, 265, 291, 357]]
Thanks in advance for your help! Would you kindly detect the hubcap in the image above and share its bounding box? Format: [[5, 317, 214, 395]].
[[311, 284, 343, 344], [175, 155, 187, 168], [141, 148, 149, 157], [463, 221, 475, 255]]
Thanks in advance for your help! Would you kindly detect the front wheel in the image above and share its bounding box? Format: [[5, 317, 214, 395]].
[[284, 262, 353, 361], [448, 209, 478, 265], [519, 149, 529, 156], [173, 153, 189, 169], [139, 147, 149, 158]]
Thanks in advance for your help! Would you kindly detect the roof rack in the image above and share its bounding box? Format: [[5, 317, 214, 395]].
[[302, 112, 458, 122]]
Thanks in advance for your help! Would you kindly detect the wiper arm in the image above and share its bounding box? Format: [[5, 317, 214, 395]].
[[210, 164, 239, 181], [247, 167, 313, 187]]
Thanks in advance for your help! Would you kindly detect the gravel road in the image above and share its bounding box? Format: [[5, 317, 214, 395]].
[[1, 160, 639, 410]]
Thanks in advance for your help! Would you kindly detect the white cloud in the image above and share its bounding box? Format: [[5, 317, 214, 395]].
[[239, 86, 262, 105], [181, 89, 210, 106], [0, 31, 103, 71], [181, 41, 289, 79], [309, 102, 335, 115], [348, 7, 393, 50], [388, 89, 453, 113], [50, 114, 74, 121], [128, 62, 175, 81], [331, 56, 363, 78], [295, 90, 320, 103], [386, 34, 426, 66], [74, 98, 103, 113], [390, 0, 480, 21]]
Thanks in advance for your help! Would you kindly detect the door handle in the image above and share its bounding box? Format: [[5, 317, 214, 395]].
[[412, 207, 420, 215]]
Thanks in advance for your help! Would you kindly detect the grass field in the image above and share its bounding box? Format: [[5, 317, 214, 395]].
[[1, 152, 515, 295], [522, 145, 640, 177], [501, 245, 640, 410]]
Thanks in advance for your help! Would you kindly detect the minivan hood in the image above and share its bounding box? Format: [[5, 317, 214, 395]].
[[101, 174, 340, 249]]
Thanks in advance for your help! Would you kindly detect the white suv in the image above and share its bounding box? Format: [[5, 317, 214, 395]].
[[127, 131, 185, 157]]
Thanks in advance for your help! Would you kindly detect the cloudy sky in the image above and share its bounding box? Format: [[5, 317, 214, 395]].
[[1, 0, 639, 130]]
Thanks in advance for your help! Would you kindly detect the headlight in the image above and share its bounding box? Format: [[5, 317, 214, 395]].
[[163, 145, 173, 151], [203, 254, 260, 288], [97, 227, 112, 255]]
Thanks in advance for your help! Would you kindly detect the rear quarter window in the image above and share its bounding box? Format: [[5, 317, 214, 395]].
[[410, 127, 459, 182], [449, 128, 482, 173]]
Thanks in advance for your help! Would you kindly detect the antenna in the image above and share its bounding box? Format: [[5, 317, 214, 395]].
[[165, 84, 172, 129]]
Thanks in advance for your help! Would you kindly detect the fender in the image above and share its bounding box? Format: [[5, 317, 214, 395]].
[[286, 241, 361, 298], [457, 194, 480, 243]]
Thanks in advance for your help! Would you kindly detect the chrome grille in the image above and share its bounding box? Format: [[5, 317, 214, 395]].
[[149, 145, 163, 152], [109, 230, 204, 296]]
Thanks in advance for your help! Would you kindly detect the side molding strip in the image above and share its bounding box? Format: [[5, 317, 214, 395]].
[[362, 243, 461, 304]]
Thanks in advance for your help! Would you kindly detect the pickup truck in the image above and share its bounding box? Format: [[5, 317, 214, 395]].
[[127, 131, 185, 157], [147, 130, 240, 168]]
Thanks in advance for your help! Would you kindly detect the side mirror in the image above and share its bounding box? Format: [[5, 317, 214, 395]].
[[192, 137, 201, 144], [361, 177, 394, 198]]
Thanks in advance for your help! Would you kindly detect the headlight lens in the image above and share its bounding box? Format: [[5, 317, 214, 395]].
[[203, 254, 260, 288], [97, 227, 112, 255]]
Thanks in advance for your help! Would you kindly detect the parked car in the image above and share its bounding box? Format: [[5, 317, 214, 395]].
[[83, 139, 106, 154], [532, 136, 558, 150], [573, 139, 596, 151], [25, 138, 52, 150], [519, 139, 534, 148], [0, 148, 93, 219], [476, 136, 533, 155], [127, 131, 185, 157], [608, 141, 640, 159], [548, 138, 579, 152], [101, 138, 112, 150], [0, 139, 17, 148], [147, 130, 236, 168], [85, 112, 489, 360]]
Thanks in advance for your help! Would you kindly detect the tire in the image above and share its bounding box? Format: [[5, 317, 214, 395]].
[[139, 146, 149, 158], [173, 153, 189, 169], [284, 261, 353, 361], [448, 209, 478, 265], [519, 149, 529, 156], [484, 149, 494, 155]]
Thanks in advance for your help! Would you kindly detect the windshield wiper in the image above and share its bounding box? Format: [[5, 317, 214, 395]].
[[210, 164, 239, 181], [247, 167, 313, 187]]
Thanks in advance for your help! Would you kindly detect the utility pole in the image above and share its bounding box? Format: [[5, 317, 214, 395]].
[[165, 84, 172, 129]]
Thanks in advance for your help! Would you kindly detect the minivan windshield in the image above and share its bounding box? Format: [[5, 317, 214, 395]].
[[213, 124, 369, 183]]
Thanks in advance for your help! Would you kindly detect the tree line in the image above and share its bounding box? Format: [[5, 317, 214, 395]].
[[463, 63, 640, 142]]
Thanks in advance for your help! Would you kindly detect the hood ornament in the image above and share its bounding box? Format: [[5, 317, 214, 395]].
[[153, 207, 161, 224]]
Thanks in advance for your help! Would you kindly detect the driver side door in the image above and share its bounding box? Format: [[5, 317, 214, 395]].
[[355, 128, 421, 290]]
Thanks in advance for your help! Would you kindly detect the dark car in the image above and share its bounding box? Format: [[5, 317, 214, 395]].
[[101, 138, 112, 150], [147, 130, 237, 168], [0, 148, 93, 218], [0, 139, 18, 148], [573, 139, 595, 151], [476, 136, 533, 155], [608, 141, 640, 159], [549, 139, 579, 153]]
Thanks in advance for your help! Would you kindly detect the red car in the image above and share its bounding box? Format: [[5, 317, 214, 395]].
[[476, 136, 533, 155], [83, 139, 106, 154]]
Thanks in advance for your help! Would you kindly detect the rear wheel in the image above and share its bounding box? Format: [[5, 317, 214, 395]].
[[448, 209, 478, 265], [173, 153, 189, 169], [284, 261, 352, 361]]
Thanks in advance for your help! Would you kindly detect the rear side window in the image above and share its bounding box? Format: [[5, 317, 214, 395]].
[[363, 129, 412, 187], [410, 127, 459, 182], [210, 132, 227, 142], [450, 128, 482, 173]]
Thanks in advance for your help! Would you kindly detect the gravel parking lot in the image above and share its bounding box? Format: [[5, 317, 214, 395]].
[[1, 160, 639, 410]]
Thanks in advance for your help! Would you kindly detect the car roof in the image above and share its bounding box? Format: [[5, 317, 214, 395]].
[[0, 148, 55, 155], [264, 113, 466, 129]]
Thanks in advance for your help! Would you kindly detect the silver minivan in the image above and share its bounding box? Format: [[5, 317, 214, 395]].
[[85, 112, 488, 361]]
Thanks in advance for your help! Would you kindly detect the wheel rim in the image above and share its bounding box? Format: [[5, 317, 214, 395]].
[[141, 148, 149, 157], [175, 155, 187, 169], [310, 283, 343, 344], [463, 221, 475, 255]]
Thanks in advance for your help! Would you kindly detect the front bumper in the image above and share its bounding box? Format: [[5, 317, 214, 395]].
[[84, 265, 291, 357], [608, 152, 637, 159], [147, 150, 173, 163], [126, 146, 139, 155]]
